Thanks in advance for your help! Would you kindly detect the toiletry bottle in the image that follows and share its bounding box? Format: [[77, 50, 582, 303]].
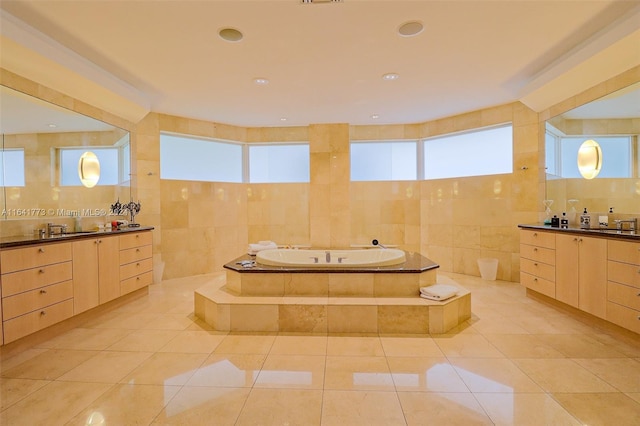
[[74, 215, 82, 232], [560, 212, 569, 228], [580, 208, 590, 229], [551, 215, 560, 228]]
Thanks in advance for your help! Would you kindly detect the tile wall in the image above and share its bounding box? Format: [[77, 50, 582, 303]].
[[2, 66, 638, 283]]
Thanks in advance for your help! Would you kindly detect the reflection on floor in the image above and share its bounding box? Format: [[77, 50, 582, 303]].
[[1, 272, 639, 425]]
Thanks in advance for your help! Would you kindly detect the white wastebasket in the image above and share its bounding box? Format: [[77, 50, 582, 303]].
[[477, 258, 498, 280]]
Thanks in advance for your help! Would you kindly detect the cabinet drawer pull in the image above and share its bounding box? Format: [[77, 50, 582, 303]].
[[533, 233, 537, 237], [533, 278, 538, 282], [533, 248, 538, 252], [137, 277, 140, 280], [38, 269, 45, 274], [136, 234, 139, 238], [38, 248, 45, 253], [534, 262, 538, 267], [40, 311, 46, 316], [40, 289, 47, 294], [136, 248, 140, 252], [136, 262, 140, 266]]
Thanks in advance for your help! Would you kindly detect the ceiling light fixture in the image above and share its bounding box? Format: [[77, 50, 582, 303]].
[[280, 118, 287, 121], [219, 28, 243, 42], [382, 73, 399, 81], [254, 78, 269, 85], [398, 21, 424, 37], [371, 114, 380, 119]]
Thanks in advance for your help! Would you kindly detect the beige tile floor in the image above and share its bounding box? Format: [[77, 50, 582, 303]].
[[1, 272, 639, 425]]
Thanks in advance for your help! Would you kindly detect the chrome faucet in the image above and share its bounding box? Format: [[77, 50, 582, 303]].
[[47, 223, 68, 237], [325, 251, 331, 263], [614, 218, 637, 232]]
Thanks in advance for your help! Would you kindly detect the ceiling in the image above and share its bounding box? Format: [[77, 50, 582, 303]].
[[1, 0, 639, 127]]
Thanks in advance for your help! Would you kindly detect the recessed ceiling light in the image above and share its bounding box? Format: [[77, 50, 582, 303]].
[[280, 117, 287, 121], [382, 73, 399, 81], [48, 123, 57, 128], [398, 21, 424, 37], [371, 114, 380, 119], [219, 28, 243, 42], [254, 78, 269, 85]]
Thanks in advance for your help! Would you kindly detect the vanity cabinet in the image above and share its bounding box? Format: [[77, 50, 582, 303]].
[[0, 242, 74, 343], [119, 232, 153, 295], [520, 230, 556, 298], [555, 234, 607, 319], [0, 228, 153, 345], [606, 239, 640, 333], [72, 236, 120, 313]]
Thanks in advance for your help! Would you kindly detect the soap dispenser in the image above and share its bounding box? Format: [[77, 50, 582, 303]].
[[560, 212, 569, 229], [551, 215, 560, 228], [580, 208, 590, 229]]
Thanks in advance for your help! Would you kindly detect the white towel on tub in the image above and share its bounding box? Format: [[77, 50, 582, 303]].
[[420, 284, 458, 301], [248, 241, 277, 255]]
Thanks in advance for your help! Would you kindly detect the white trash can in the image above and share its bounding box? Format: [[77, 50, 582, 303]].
[[477, 258, 498, 280]]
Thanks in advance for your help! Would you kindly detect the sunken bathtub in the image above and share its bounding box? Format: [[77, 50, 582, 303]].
[[195, 248, 471, 334]]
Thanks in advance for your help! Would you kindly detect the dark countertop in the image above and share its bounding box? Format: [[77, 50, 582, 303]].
[[0, 226, 155, 249], [224, 250, 440, 274], [519, 224, 640, 241]]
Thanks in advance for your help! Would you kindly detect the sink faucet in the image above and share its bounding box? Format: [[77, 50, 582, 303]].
[[614, 218, 637, 232], [325, 251, 331, 263], [47, 223, 68, 237]]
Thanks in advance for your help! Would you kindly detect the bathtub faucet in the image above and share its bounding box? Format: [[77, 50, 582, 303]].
[[372, 239, 387, 249], [325, 251, 331, 263]]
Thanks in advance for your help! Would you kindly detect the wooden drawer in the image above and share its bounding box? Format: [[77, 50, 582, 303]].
[[608, 240, 640, 265], [120, 245, 152, 265], [0, 242, 72, 274], [520, 258, 555, 283], [1, 261, 72, 297], [608, 260, 640, 289], [608, 281, 640, 311], [121, 271, 153, 295], [521, 272, 555, 298], [120, 258, 153, 281], [520, 244, 555, 265], [520, 230, 555, 249], [606, 301, 640, 334], [2, 280, 73, 321], [120, 231, 152, 250], [3, 299, 74, 344]]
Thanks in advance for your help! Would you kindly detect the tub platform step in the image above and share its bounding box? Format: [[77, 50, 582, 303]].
[[194, 276, 471, 334]]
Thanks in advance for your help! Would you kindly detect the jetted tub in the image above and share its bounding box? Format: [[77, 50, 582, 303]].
[[256, 248, 407, 267]]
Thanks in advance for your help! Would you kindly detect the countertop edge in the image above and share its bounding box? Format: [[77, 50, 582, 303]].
[[0, 226, 155, 249], [518, 224, 640, 241]]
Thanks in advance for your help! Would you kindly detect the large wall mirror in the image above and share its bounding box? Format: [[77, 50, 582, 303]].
[[0, 85, 131, 226], [545, 82, 640, 221]]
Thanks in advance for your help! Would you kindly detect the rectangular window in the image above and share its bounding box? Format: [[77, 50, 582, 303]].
[[559, 136, 631, 178], [423, 124, 513, 179], [0, 149, 25, 187], [351, 141, 417, 181], [60, 147, 119, 186], [160, 133, 243, 182], [249, 144, 309, 183]]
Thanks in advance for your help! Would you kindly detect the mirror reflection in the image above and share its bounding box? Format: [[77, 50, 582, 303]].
[[545, 82, 640, 219], [0, 85, 131, 222]]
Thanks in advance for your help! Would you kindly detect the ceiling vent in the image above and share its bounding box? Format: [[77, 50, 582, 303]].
[[301, 0, 343, 4]]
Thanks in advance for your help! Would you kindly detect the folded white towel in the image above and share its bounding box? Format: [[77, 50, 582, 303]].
[[419, 284, 458, 301], [248, 241, 277, 255]]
